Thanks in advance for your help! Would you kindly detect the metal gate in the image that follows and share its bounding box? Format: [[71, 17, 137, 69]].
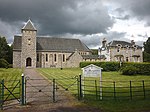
[[0, 79, 21, 110], [25, 77, 54, 104], [24, 76, 80, 104]]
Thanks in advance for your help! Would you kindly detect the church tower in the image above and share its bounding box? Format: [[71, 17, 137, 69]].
[[21, 19, 37, 68]]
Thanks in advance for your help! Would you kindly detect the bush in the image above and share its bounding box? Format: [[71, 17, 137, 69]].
[[121, 66, 139, 75], [80, 62, 120, 71], [122, 62, 150, 75], [101, 62, 120, 71], [0, 58, 9, 68]]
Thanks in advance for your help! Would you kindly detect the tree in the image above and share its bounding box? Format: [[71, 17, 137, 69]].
[[0, 36, 13, 64], [143, 37, 150, 62], [144, 37, 150, 54]]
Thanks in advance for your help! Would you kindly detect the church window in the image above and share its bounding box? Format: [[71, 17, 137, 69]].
[[37, 54, 39, 62], [63, 54, 65, 62], [54, 54, 57, 62], [46, 54, 48, 61]]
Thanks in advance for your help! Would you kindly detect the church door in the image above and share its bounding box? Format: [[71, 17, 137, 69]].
[[26, 57, 32, 67]]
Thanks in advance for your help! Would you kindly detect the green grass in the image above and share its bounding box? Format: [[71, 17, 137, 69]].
[[0, 68, 22, 101], [38, 68, 150, 112]]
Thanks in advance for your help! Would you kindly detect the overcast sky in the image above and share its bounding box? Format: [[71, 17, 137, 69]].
[[0, 0, 149, 48]]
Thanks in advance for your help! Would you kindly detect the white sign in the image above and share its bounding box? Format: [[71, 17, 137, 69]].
[[82, 64, 103, 99], [82, 64, 102, 77]]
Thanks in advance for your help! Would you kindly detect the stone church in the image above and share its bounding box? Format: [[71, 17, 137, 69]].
[[13, 19, 98, 68]]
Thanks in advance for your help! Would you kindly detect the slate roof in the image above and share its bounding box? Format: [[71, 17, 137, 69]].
[[82, 55, 106, 59], [13, 36, 91, 52], [22, 19, 37, 31], [108, 40, 142, 48]]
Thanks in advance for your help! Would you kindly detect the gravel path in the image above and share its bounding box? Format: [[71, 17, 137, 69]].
[[2, 68, 102, 112]]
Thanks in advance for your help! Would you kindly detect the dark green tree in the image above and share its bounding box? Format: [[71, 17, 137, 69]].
[[0, 36, 13, 64], [144, 37, 150, 54], [143, 37, 150, 62]]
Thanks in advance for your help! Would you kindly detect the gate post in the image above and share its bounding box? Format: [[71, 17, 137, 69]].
[[53, 79, 56, 102], [0, 79, 4, 110], [21, 74, 25, 105], [78, 75, 83, 100]]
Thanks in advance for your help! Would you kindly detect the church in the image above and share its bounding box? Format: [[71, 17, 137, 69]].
[[13, 19, 99, 68]]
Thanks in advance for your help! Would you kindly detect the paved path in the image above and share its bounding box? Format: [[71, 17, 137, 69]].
[[3, 68, 101, 112]]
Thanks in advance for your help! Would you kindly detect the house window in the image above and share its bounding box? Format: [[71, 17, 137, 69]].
[[117, 48, 120, 52], [37, 53, 39, 62], [63, 54, 65, 62], [46, 54, 48, 62], [126, 57, 128, 62], [54, 54, 57, 62]]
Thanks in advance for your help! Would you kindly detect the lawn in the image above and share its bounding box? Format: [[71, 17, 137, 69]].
[[38, 68, 150, 112], [0, 68, 22, 101]]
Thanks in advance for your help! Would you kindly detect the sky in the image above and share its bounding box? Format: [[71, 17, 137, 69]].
[[0, 0, 150, 48]]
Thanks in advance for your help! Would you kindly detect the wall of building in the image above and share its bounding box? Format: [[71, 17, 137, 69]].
[[21, 30, 37, 68], [13, 51, 21, 68], [66, 51, 83, 68], [109, 47, 143, 62]]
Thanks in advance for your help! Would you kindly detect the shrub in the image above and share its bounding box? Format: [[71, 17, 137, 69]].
[[122, 62, 150, 75], [101, 62, 120, 71], [121, 65, 139, 75], [0, 58, 9, 68], [80, 62, 120, 71]]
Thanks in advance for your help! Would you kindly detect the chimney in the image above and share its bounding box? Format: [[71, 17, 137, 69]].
[[102, 38, 107, 48], [131, 40, 135, 45]]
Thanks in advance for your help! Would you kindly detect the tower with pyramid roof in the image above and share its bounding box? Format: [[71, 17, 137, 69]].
[[21, 19, 37, 68]]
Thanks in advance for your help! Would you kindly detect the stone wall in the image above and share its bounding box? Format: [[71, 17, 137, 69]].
[[110, 47, 143, 62], [21, 30, 37, 68], [13, 51, 21, 68]]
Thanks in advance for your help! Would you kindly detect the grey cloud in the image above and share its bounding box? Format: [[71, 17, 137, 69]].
[[112, 0, 150, 26], [0, 0, 114, 38]]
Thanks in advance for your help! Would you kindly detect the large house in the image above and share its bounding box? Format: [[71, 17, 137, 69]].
[[99, 38, 143, 62], [13, 19, 99, 68]]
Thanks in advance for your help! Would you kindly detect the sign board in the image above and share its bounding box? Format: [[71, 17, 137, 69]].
[[82, 64, 103, 99], [82, 64, 102, 77]]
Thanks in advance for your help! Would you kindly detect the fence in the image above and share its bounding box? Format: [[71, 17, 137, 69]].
[[1, 75, 150, 110], [80, 77, 150, 101], [0, 79, 21, 110]]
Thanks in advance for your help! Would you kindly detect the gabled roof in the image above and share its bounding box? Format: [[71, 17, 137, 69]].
[[13, 36, 91, 52], [108, 40, 142, 48], [36, 37, 90, 52], [22, 19, 37, 31], [82, 64, 103, 70]]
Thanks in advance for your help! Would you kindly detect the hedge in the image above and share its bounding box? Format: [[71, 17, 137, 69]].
[[80, 61, 150, 75], [80, 62, 120, 71], [121, 62, 150, 75]]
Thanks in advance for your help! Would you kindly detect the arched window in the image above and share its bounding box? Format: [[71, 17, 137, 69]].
[[46, 54, 48, 62], [54, 54, 57, 62], [63, 54, 65, 62]]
